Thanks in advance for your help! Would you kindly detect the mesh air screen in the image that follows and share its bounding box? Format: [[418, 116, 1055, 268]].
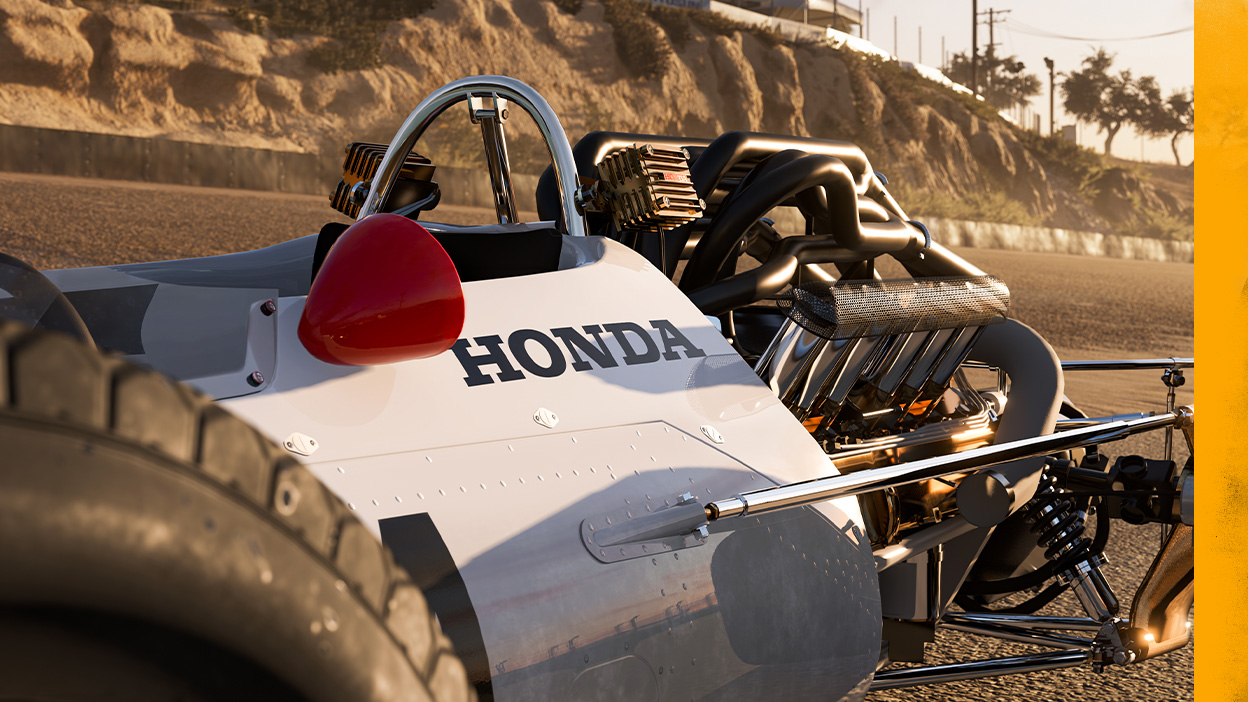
[[776, 275, 1010, 340]]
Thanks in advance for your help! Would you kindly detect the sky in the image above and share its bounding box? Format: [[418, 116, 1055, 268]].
[[853, 0, 1194, 164]]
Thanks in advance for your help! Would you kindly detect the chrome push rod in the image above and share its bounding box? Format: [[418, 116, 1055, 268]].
[[869, 650, 1090, 690], [706, 411, 1185, 521], [1055, 412, 1153, 430], [961, 358, 1194, 372], [943, 612, 1104, 632], [1060, 357, 1193, 371], [942, 620, 1093, 650]]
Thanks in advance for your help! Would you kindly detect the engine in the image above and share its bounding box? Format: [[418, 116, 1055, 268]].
[[753, 275, 1012, 546]]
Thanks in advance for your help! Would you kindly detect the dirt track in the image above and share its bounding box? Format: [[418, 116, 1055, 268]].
[[0, 172, 1193, 701]]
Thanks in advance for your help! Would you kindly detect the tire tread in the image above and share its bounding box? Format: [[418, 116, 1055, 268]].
[[0, 321, 472, 701]]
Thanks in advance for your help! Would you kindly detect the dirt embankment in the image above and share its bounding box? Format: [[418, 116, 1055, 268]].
[[0, 0, 1191, 236]]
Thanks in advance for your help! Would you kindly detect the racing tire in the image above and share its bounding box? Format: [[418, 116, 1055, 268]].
[[0, 320, 472, 702]]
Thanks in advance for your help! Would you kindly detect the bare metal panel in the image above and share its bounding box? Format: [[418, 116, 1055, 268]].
[[223, 237, 881, 701]]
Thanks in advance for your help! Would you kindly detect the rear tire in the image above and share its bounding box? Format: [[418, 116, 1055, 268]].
[[0, 321, 473, 702]]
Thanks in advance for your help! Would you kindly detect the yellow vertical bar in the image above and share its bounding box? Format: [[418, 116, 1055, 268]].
[[1198, 1, 1248, 700]]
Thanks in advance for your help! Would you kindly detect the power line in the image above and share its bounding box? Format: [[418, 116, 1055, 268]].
[[1007, 20, 1192, 42]]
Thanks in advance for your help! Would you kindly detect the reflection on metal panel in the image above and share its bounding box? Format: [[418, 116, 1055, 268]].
[[62, 284, 156, 355], [381, 513, 493, 699], [317, 423, 880, 702], [45, 264, 278, 399], [569, 655, 658, 702]]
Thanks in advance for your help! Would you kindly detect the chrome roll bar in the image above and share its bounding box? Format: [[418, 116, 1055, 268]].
[[359, 75, 587, 237]]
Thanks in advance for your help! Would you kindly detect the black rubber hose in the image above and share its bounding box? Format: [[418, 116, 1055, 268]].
[[899, 242, 987, 278], [679, 154, 923, 294], [538, 131, 882, 225], [686, 237, 864, 316], [719, 148, 810, 217], [936, 320, 1066, 605], [732, 149, 808, 198], [866, 177, 909, 220], [688, 131, 874, 200], [954, 580, 1068, 615], [959, 504, 1111, 597], [682, 149, 886, 283], [700, 149, 812, 282], [965, 320, 1066, 509], [855, 196, 892, 223]]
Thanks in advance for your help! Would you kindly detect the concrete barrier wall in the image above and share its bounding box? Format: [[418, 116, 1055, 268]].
[[0, 124, 1192, 263], [764, 204, 1192, 264], [0, 123, 338, 194], [923, 216, 1193, 264], [0, 123, 541, 205], [432, 165, 541, 212]]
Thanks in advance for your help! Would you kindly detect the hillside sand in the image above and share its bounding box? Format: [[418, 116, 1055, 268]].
[[0, 0, 1190, 235]]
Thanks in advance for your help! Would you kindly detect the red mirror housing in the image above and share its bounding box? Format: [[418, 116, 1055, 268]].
[[299, 214, 465, 365]]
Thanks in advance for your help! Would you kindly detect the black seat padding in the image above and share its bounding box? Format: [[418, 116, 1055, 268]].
[[312, 222, 564, 285], [311, 222, 350, 284]]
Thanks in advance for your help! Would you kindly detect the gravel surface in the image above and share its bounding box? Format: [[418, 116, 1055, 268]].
[[0, 173, 1194, 701], [868, 251, 1193, 702]]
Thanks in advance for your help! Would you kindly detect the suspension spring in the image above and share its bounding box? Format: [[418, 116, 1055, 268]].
[[1021, 460, 1119, 621], [1022, 471, 1092, 565]]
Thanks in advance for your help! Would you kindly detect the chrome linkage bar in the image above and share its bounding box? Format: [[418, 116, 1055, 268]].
[[962, 358, 1194, 372], [705, 410, 1186, 521], [942, 619, 1093, 650], [944, 612, 1104, 632], [870, 649, 1090, 691], [869, 612, 1136, 689], [469, 94, 519, 225], [1060, 358, 1194, 371], [1055, 412, 1153, 430]]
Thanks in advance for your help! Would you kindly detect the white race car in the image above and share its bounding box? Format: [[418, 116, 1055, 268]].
[[0, 76, 1192, 702]]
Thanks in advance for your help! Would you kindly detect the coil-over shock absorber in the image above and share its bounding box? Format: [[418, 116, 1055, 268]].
[[1022, 460, 1119, 623]]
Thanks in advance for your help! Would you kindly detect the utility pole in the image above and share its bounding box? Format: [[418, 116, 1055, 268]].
[[894, 16, 898, 57], [978, 8, 1009, 59], [942, 36, 946, 71], [858, 0, 863, 37], [866, 8, 870, 41], [918, 26, 922, 64], [976, 7, 1009, 92], [1044, 56, 1055, 136], [970, 0, 978, 96]]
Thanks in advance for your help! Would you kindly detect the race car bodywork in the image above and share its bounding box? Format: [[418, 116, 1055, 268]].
[[2, 76, 1193, 701]]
